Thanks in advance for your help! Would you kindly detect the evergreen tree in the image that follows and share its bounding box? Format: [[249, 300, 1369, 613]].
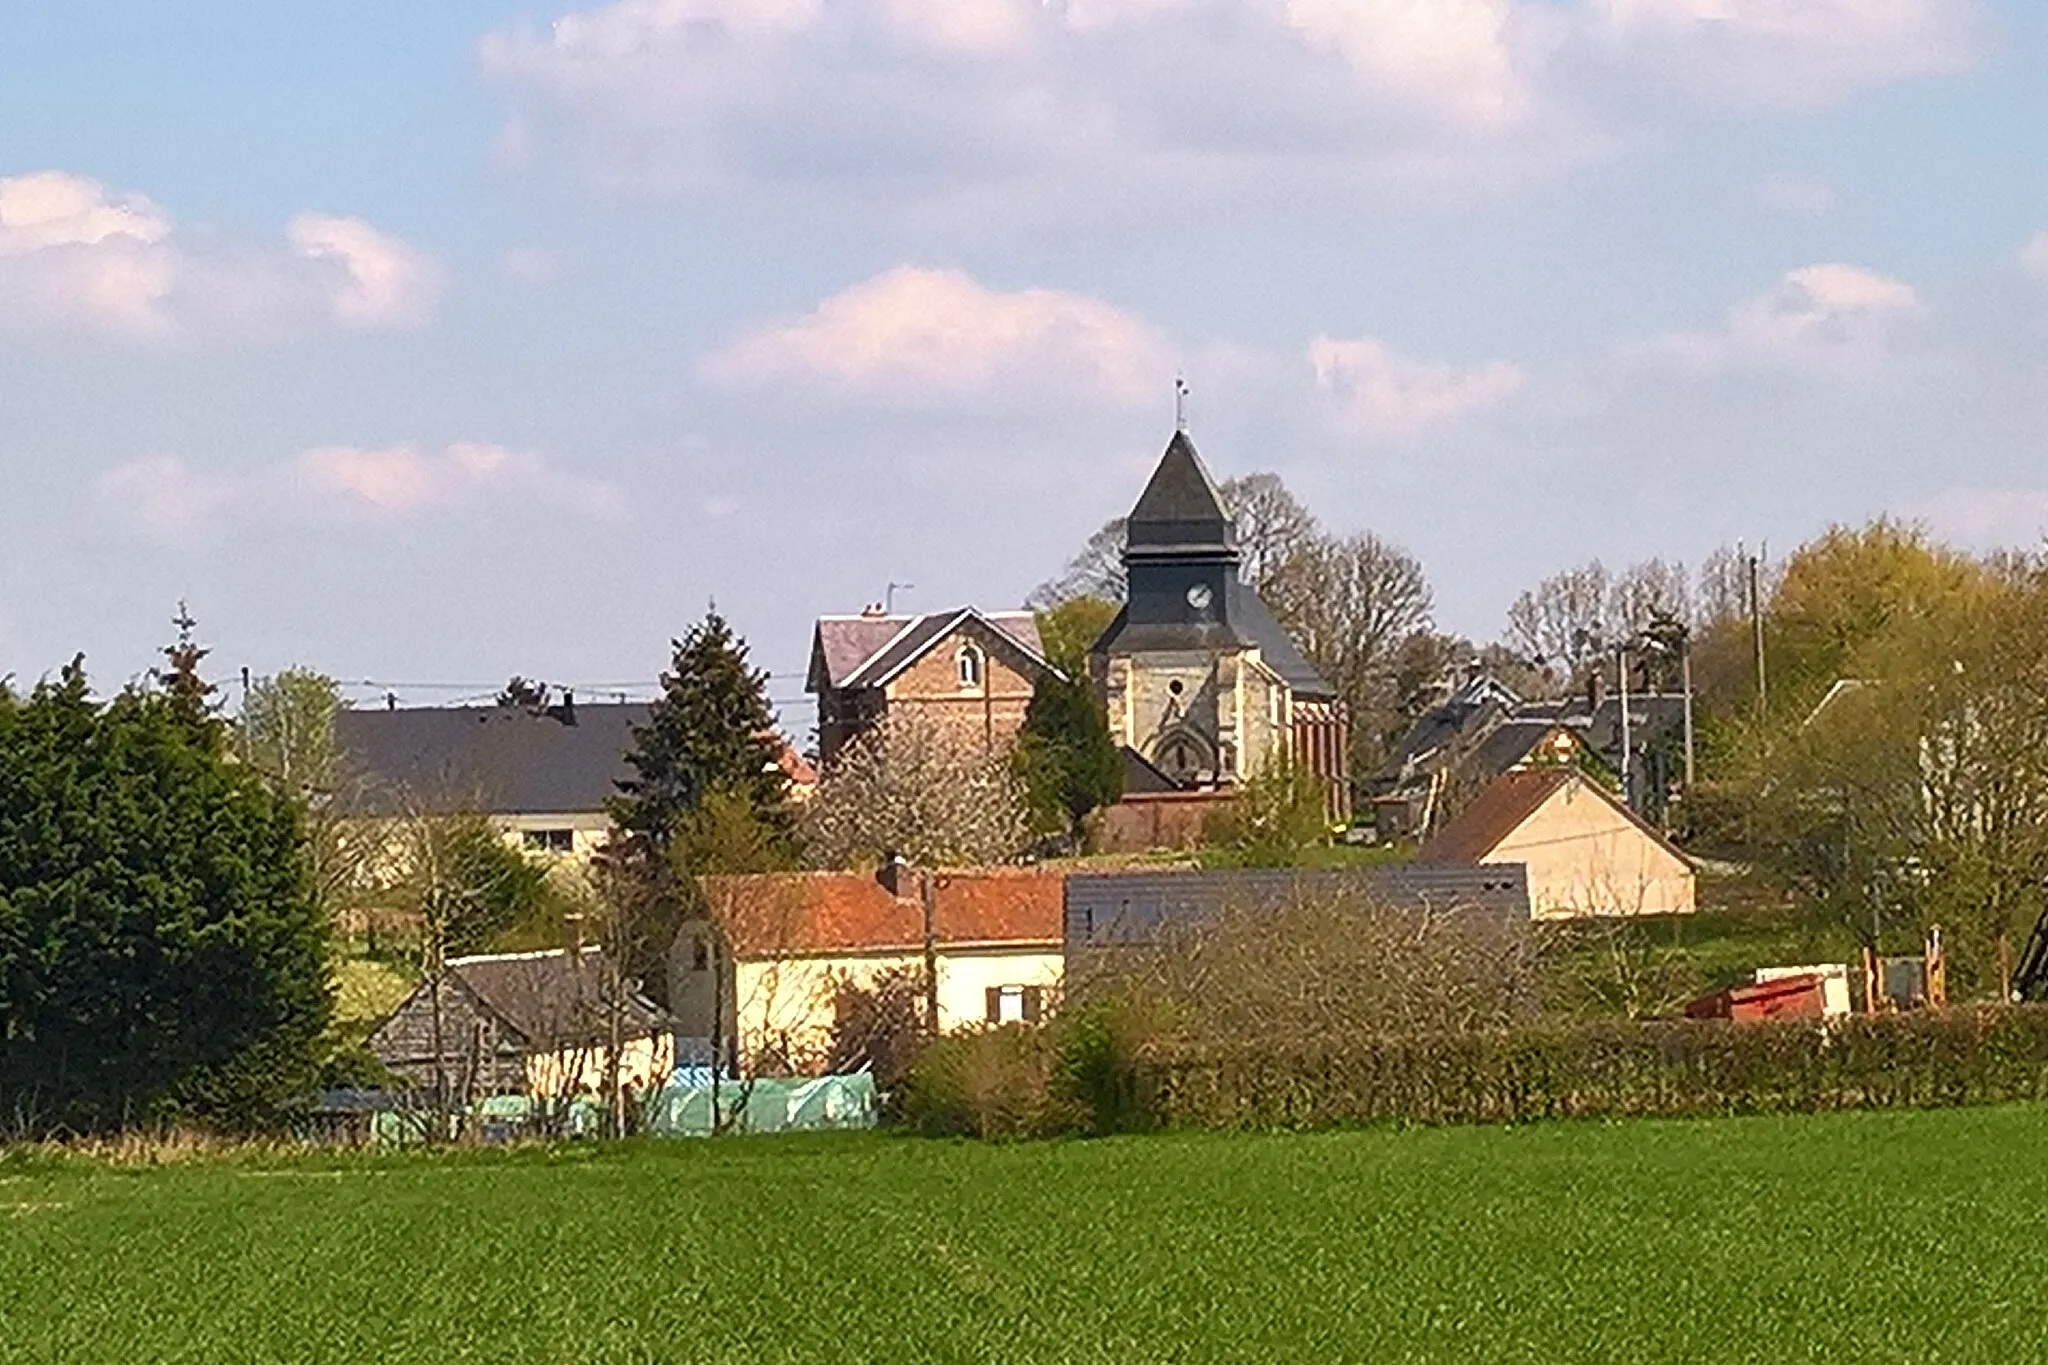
[[1015, 670, 1123, 849], [0, 661, 332, 1135], [611, 610, 791, 852]]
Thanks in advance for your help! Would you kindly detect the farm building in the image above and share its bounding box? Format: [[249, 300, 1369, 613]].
[[370, 945, 675, 1098], [1418, 768, 1695, 918]]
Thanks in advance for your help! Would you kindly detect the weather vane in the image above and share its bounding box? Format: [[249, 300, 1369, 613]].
[[1174, 374, 1190, 433]]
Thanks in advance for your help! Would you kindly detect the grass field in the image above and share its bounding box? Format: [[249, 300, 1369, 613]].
[[6, 1107, 2047, 1363]]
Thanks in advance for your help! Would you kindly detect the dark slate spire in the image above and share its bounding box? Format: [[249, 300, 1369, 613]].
[[1125, 431, 1237, 559]]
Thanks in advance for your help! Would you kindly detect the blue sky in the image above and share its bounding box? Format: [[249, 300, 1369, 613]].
[[4, 0, 2047, 736]]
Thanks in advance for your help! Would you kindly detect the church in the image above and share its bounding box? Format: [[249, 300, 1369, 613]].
[[1089, 431, 1351, 822]]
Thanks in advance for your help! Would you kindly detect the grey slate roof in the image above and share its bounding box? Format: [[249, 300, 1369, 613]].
[[447, 947, 669, 1046], [1127, 431, 1238, 554], [1063, 865, 1533, 946], [809, 608, 1045, 692], [334, 702, 647, 817], [1089, 572, 1333, 699]]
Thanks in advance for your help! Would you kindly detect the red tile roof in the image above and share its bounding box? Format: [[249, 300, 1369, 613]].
[[700, 869, 1063, 958]]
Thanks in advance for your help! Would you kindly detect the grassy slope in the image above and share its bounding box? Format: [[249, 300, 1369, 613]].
[[5, 1108, 2046, 1363]]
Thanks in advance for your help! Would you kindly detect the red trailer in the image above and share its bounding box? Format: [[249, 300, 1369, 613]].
[[1684, 973, 1826, 1023]]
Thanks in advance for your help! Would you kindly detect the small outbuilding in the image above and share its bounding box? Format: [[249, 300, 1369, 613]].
[[1418, 768, 1695, 918], [370, 946, 674, 1098]]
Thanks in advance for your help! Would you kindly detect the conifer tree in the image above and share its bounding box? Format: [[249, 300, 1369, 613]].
[[0, 659, 330, 1134], [611, 610, 791, 852], [1015, 670, 1124, 849]]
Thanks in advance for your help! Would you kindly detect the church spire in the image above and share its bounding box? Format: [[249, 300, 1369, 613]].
[[1126, 430, 1236, 560]]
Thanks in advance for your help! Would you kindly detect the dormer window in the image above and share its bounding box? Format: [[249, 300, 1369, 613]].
[[957, 645, 984, 690]]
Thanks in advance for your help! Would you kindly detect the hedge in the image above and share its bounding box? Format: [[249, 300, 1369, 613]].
[[1137, 1007, 2048, 1131]]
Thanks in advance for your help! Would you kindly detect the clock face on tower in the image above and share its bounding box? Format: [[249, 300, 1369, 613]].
[[1185, 583, 1213, 611]]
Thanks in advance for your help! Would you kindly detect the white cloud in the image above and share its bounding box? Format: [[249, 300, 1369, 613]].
[[289, 215, 444, 328], [1282, 0, 1529, 128], [0, 170, 441, 339], [1588, 0, 1980, 109], [1647, 263, 1921, 376], [1309, 334, 1524, 439], [703, 266, 1176, 406], [481, 0, 1984, 209], [2022, 231, 2048, 286], [0, 171, 177, 335], [100, 443, 617, 533]]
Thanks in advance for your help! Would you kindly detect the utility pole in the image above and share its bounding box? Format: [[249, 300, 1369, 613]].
[[1747, 547, 1769, 721], [1680, 628, 1697, 790], [1617, 642, 1633, 809]]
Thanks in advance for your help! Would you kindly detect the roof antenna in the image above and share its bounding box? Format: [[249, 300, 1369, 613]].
[[886, 581, 914, 614], [1174, 374, 1190, 434]]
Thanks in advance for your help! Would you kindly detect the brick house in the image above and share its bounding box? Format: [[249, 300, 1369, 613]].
[[806, 606, 1056, 766]]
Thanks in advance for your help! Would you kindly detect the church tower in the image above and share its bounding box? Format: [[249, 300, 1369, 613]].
[[1090, 432, 1348, 814]]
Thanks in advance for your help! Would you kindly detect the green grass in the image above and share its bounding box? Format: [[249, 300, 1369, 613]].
[[6, 1107, 2048, 1362]]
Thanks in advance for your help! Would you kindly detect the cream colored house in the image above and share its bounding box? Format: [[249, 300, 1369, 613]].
[[1420, 768, 1695, 918], [685, 869, 1066, 1073]]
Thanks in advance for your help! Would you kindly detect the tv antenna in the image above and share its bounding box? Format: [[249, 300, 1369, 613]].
[[886, 581, 915, 613]]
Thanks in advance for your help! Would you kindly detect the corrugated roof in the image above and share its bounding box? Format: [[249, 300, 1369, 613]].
[[700, 869, 1064, 958], [1063, 865, 1532, 945], [334, 703, 648, 817]]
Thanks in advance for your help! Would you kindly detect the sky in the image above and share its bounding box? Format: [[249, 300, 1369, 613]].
[[4, 0, 2047, 740]]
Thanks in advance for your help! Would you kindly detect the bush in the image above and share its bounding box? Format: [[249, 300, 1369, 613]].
[[898, 1027, 1074, 1138], [1141, 1007, 2048, 1131]]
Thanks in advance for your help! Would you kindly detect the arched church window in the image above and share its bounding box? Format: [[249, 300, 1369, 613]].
[[957, 645, 984, 689]]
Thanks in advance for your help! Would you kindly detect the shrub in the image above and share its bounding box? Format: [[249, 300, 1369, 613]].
[[898, 1027, 1074, 1138], [1140, 1007, 2048, 1131]]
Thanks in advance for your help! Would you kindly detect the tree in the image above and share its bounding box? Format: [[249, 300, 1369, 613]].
[[801, 715, 1030, 868], [1202, 758, 1334, 866], [0, 661, 331, 1135], [497, 676, 549, 709], [611, 610, 791, 852], [237, 668, 343, 795], [1264, 530, 1435, 772], [1034, 595, 1119, 677], [1015, 671, 1124, 849], [1505, 561, 1613, 682], [235, 668, 366, 925], [154, 600, 218, 723], [1029, 472, 1318, 607]]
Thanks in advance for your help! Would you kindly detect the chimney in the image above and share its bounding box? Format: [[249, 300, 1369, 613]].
[[560, 689, 576, 725], [861, 602, 887, 618], [564, 912, 586, 956], [1587, 668, 1606, 716]]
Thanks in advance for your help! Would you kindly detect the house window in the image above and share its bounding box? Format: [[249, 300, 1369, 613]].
[[522, 828, 575, 854], [957, 645, 984, 689], [984, 985, 1044, 1025]]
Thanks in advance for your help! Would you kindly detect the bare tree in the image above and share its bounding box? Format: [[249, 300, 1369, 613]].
[[1609, 558, 1693, 637], [1029, 517, 1128, 609], [1222, 472, 1319, 588], [1066, 889, 1542, 1046], [1027, 472, 1320, 607], [1264, 530, 1434, 769], [801, 714, 1030, 869], [1505, 560, 1612, 678]]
